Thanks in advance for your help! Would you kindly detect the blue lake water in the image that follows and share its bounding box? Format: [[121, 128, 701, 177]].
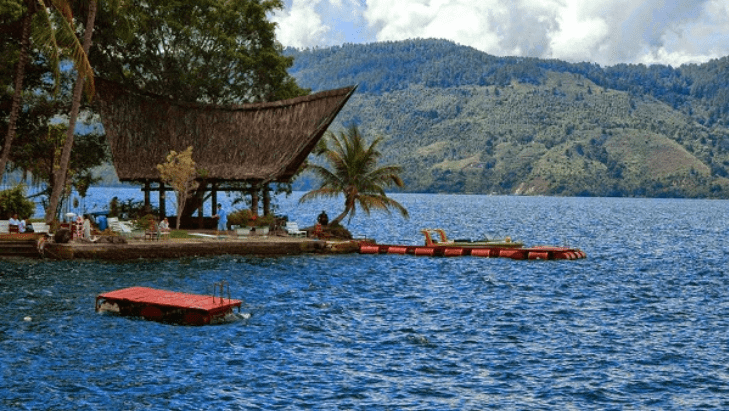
[[3, 190, 729, 410]]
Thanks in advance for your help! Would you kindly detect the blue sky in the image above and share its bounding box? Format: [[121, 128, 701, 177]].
[[270, 0, 729, 67]]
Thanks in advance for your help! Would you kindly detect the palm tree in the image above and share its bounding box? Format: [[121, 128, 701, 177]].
[[45, 0, 97, 223], [0, 8, 33, 184], [300, 125, 408, 226], [1, 0, 94, 185]]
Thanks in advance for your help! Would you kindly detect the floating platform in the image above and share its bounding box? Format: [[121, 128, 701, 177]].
[[359, 243, 586, 260], [95, 286, 242, 325]]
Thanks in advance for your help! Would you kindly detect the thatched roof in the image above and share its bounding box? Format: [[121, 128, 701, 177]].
[[95, 78, 356, 183]]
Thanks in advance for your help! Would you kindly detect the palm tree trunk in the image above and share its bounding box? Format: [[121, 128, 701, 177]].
[[330, 207, 351, 226], [0, 11, 32, 183], [45, 0, 97, 223]]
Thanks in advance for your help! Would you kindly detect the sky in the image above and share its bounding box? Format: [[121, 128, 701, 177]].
[[270, 0, 729, 67]]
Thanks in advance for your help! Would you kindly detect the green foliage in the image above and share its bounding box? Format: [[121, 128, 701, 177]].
[[169, 229, 193, 239], [0, 185, 35, 219], [253, 213, 275, 227], [157, 146, 199, 229], [287, 39, 729, 127], [227, 209, 274, 227], [108, 196, 120, 217], [134, 213, 157, 231], [227, 208, 253, 227], [322, 221, 352, 240], [10, 122, 107, 201], [289, 40, 729, 198], [108, 196, 157, 219], [300, 125, 409, 224], [89, 0, 308, 104]]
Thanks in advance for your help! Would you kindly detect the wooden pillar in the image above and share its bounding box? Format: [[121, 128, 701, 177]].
[[211, 182, 218, 212], [197, 188, 204, 229], [263, 183, 271, 216], [143, 180, 151, 214], [159, 182, 166, 217], [250, 185, 259, 216]]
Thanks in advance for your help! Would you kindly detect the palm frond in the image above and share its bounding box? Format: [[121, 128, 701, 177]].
[[302, 124, 409, 223], [32, 0, 95, 99]]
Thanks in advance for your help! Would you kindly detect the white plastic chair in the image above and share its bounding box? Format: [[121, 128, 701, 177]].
[[108, 217, 132, 237], [285, 222, 306, 237]]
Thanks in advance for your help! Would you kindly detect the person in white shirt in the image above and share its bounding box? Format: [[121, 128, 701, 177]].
[[83, 214, 91, 239], [8, 214, 21, 232]]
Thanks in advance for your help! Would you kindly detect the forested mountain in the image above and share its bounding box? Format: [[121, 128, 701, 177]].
[[285, 39, 729, 197]]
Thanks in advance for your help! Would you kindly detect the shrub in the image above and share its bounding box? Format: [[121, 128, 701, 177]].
[[135, 214, 158, 231], [253, 214, 275, 227], [109, 197, 158, 220], [0, 185, 36, 219], [227, 209, 253, 227], [227, 209, 276, 228], [324, 221, 353, 239]]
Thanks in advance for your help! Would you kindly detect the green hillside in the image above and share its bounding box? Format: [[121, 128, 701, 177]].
[[286, 39, 729, 198]]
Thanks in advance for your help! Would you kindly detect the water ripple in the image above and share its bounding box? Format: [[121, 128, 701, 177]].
[[2, 195, 729, 409]]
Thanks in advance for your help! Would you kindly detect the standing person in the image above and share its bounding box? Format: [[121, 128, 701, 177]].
[[83, 214, 91, 239], [214, 203, 227, 236]]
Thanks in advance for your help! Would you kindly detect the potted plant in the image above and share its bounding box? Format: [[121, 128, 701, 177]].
[[227, 209, 253, 235], [252, 214, 274, 235]]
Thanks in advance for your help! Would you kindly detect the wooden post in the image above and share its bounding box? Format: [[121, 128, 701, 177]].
[[143, 180, 151, 214], [251, 185, 259, 216], [197, 187, 204, 229], [159, 182, 166, 217], [211, 182, 218, 213], [263, 183, 271, 216]]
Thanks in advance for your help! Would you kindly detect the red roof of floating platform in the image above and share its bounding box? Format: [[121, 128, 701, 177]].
[[97, 286, 242, 312]]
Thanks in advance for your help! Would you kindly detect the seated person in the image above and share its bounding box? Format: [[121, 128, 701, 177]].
[[158, 218, 170, 232], [21, 218, 33, 233], [8, 214, 20, 232]]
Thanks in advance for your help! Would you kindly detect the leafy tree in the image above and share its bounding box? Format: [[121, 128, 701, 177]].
[[300, 125, 409, 226], [156, 146, 200, 229], [89, 0, 307, 104], [0, 184, 35, 219], [12, 122, 106, 213], [1, 0, 93, 185], [83, 0, 308, 221]]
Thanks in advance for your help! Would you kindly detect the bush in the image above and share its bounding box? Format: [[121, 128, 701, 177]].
[[227, 209, 253, 227], [324, 221, 353, 239], [0, 185, 36, 219], [135, 214, 158, 231], [227, 209, 276, 228], [109, 196, 158, 220], [252, 214, 275, 227]]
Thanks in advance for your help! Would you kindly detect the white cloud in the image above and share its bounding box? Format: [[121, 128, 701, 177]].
[[270, 0, 332, 49], [275, 0, 729, 66]]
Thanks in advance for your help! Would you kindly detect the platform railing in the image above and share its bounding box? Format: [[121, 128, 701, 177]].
[[212, 280, 232, 304]]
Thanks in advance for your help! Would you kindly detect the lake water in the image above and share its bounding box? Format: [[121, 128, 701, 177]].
[[3, 190, 729, 410]]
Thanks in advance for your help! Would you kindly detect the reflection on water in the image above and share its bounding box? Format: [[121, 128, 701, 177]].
[[3, 194, 729, 410]]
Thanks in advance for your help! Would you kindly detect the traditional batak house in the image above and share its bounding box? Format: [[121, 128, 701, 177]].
[[95, 78, 355, 227]]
